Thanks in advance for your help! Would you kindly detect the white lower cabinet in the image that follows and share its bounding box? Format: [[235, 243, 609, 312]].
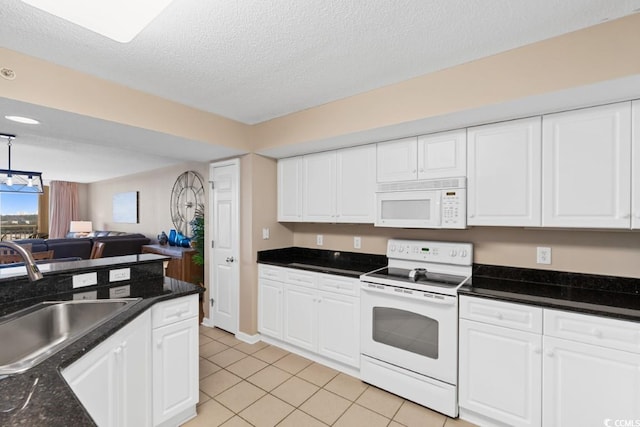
[[62, 310, 152, 427], [258, 265, 360, 368], [152, 295, 199, 427], [460, 296, 640, 427], [63, 295, 199, 427], [459, 297, 542, 427]]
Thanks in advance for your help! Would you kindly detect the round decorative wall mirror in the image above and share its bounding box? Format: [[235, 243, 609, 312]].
[[170, 171, 204, 235]]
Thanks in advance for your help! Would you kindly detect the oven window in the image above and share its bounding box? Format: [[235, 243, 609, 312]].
[[381, 199, 430, 220], [372, 307, 438, 359]]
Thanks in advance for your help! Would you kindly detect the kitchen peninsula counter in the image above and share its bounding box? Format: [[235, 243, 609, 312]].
[[0, 256, 203, 426]]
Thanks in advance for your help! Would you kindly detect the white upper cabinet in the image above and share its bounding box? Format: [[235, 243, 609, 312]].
[[278, 146, 376, 224], [377, 132, 466, 183], [467, 117, 542, 226], [417, 129, 467, 179], [376, 137, 418, 182], [336, 145, 376, 223], [632, 100, 640, 229], [302, 151, 337, 222], [542, 102, 632, 228], [277, 156, 303, 221]]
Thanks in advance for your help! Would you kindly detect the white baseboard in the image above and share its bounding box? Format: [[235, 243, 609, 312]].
[[200, 317, 214, 328], [236, 331, 260, 344]]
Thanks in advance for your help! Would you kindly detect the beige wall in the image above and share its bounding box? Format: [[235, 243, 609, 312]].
[[0, 48, 249, 152], [86, 161, 208, 237], [251, 14, 640, 151], [292, 224, 640, 278], [239, 154, 294, 334]]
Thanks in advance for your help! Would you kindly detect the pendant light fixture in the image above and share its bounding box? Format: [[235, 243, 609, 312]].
[[0, 133, 44, 193]]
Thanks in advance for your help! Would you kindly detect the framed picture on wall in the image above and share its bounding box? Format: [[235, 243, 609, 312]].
[[113, 191, 139, 223]]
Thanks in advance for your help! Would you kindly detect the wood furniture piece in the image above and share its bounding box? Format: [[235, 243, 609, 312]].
[[89, 241, 105, 259], [0, 249, 54, 264], [141, 244, 203, 284]]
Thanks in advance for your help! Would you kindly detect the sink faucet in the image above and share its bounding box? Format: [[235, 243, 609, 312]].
[[0, 242, 44, 282]]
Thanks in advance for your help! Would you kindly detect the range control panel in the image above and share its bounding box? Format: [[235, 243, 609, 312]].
[[387, 239, 473, 266]]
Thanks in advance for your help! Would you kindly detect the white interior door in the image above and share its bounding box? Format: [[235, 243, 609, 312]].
[[209, 159, 239, 334]]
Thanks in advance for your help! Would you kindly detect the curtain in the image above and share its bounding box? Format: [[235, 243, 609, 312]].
[[49, 181, 79, 239]]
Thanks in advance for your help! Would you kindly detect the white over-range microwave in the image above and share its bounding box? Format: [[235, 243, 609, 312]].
[[375, 177, 466, 229]]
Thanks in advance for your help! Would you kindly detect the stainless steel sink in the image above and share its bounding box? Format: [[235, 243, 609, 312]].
[[0, 299, 140, 374]]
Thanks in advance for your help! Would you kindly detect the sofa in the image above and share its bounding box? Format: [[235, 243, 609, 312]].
[[15, 233, 150, 260]]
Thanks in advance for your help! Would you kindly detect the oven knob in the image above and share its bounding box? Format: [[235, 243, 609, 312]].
[[450, 249, 457, 257], [399, 246, 404, 253], [460, 249, 468, 257], [390, 244, 396, 252]]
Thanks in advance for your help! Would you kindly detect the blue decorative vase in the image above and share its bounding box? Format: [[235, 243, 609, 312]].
[[168, 229, 177, 246]]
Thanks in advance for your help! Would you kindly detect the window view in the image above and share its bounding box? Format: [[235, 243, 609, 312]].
[[0, 193, 39, 241]]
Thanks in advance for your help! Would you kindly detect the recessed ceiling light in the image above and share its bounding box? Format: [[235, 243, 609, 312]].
[[4, 115, 40, 125], [19, 0, 175, 43]]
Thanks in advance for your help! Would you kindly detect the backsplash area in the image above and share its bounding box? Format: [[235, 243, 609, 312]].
[[289, 223, 640, 279]]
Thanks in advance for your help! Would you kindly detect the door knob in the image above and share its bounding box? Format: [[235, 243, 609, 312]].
[[226, 256, 235, 263]]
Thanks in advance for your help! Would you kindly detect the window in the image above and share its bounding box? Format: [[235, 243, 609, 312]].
[[0, 193, 40, 241]]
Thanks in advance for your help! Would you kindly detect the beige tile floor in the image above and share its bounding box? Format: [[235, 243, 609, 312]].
[[185, 326, 477, 427]]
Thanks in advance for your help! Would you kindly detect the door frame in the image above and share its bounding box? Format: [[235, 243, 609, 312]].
[[204, 158, 240, 333]]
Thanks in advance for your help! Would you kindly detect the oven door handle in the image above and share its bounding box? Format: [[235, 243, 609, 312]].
[[360, 283, 456, 305]]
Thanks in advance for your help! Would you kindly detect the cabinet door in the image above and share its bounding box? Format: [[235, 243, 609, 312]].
[[302, 151, 336, 222], [543, 336, 640, 426], [277, 156, 303, 221], [633, 100, 640, 229], [542, 102, 632, 228], [336, 145, 376, 223], [258, 279, 283, 339], [153, 317, 199, 426], [119, 311, 152, 427], [283, 284, 316, 351], [417, 129, 466, 180], [459, 319, 542, 427], [317, 291, 360, 367], [376, 137, 418, 182], [467, 117, 542, 226], [62, 311, 151, 427], [63, 341, 118, 427]]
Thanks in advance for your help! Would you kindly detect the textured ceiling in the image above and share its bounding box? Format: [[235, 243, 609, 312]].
[[0, 0, 639, 183], [2, 0, 639, 124]]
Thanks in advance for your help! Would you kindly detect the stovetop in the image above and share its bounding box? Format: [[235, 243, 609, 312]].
[[366, 267, 466, 287]]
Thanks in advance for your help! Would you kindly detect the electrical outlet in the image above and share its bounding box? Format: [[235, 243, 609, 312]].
[[316, 234, 323, 246], [537, 247, 552, 264], [262, 227, 270, 240], [354, 236, 361, 249], [109, 268, 131, 282], [72, 272, 97, 289]]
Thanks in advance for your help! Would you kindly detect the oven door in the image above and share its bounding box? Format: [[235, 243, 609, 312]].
[[375, 190, 441, 228], [360, 282, 458, 385]]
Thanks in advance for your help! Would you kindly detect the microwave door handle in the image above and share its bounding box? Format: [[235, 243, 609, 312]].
[[433, 193, 442, 226]]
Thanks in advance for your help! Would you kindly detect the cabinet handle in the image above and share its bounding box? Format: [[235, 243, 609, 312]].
[[114, 346, 122, 355], [591, 328, 603, 338], [532, 346, 542, 354], [419, 168, 424, 172], [412, 169, 417, 173], [495, 312, 503, 320], [469, 214, 475, 218], [156, 340, 162, 348], [622, 213, 631, 219], [545, 349, 554, 357]]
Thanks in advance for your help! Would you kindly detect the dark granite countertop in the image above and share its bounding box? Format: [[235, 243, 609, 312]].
[[460, 264, 640, 322], [257, 247, 387, 278], [0, 276, 202, 426]]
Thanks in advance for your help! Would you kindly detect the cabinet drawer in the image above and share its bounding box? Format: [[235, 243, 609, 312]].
[[459, 296, 542, 333], [318, 274, 359, 296], [285, 269, 318, 289], [259, 264, 285, 281], [152, 294, 198, 328], [544, 309, 640, 354]]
